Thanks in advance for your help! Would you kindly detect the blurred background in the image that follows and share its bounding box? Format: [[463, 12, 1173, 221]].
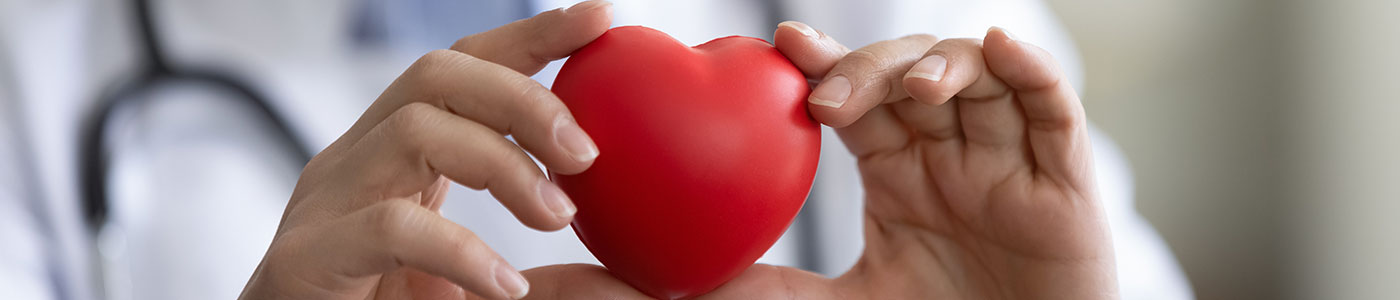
[[1047, 0, 1400, 299], [2, 0, 1397, 299]]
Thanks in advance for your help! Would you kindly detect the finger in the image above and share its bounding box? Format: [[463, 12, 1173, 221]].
[[330, 1, 610, 173], [280, 201, 529, 300], [874, 98, 965, 154], [371, 268, 469, 299], [695, 264, 838, 299], [773, 21, 851, 78], [498, 264, 650, 300], [422, 175, 451, 211], [808, 34, 939, 127], [347, 103, 575, 231], [346, 49, 598, 175], [833, 105, 923, 158], [902, 38, 1025, 150], [982, 27, 1092, 182], [451, 0, 614, 75]]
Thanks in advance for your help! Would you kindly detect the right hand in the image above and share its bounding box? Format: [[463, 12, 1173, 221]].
[[237, 2, 648, 299]]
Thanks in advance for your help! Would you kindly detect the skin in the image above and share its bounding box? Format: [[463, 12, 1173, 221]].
[[240, 1, 1117, 299]]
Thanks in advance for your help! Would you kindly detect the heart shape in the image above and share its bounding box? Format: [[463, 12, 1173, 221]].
[[551, 26, 820, 299]]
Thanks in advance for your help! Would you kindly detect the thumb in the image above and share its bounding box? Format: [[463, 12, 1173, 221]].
[[451, 0, 614, 75], [514, 264, 650, 300], [773, 21, 851, 79]]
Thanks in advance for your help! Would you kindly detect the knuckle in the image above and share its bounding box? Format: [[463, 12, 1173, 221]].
[[841, 49, 887, 69], [383, 103, 439, 145], [407, 50, 476, 93], [417, 49, 462, 68], [366, 202, 419, 243], [263, 231, 302, 263], [379, 103, 450, 175], [940, 38, 986, 51], [837, 50, 900, 99], [445, 229, 483, 258], [261, 227, 321, 277], [299, 153, 336, 181], [410, 50, 455, 76], [512, 84, 562, 127], [437, 229, 488, 274], [901, 33, 939, 44], [397, 101, 439, 120], [450, 35, 476, 53]]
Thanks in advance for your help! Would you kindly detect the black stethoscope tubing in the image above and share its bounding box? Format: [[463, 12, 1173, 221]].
[[81, 0, 314, 229]]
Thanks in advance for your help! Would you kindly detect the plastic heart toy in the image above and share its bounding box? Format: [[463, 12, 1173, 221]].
[[551, 26, 820, 299]]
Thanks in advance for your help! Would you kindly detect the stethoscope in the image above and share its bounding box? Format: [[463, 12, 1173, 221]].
[[80, 0, 314, 229]]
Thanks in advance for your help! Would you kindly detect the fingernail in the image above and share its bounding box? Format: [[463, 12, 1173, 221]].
[[991, 26, 1019, 41], [905, 55, 947, 82], [564, 0, 610, 14], [779, 21, 818, 38], [809, 75, 851, 108], [538, 179, 576, 220], [554, 115, 598, 163], [494, 261, 529, 299]]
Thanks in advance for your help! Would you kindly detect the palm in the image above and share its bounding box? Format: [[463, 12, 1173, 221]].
[[841, 99, 1110, 299]]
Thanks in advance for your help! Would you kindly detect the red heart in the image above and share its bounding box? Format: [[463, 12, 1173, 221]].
[[551, 26, 820, 299]]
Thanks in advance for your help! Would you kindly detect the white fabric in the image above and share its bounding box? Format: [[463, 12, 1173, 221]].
[[0, 1, 103, 299], [1, 31, 57, 300]]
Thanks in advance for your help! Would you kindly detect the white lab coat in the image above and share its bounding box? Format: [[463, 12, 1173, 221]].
[[0, 0, 1192, 299]]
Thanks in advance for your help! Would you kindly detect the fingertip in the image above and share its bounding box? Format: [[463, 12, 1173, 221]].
[[807, 105, 858, 128], [776, 21, 819, 39], [774, 21, 848, 78], [564, 0, 611, 14], [982, 27, 1025, 61], [551, 115, 599, 173], [985, 26, 1017, 44], [526, 1, 612, 62], [982, 27, 1063, 91], [902, 76, 952, 106], [807, 75, 850, 109], [982, 27, 1024, 63], [806, 75, 861, 127], [545, 160, 593, 176], [535, 179, 577, 229], [456, 1, 614, 74], [493, 261, 530, 299], [902, 54, 953, 105], [560, 1, 614, 41], [494, 174, 575, 232]]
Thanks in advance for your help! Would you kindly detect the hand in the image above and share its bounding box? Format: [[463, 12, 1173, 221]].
[[701, 23, 1118, 299], [237, 2, 625, 299]]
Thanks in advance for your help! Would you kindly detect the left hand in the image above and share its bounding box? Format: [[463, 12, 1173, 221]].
[[708, 22, 1118, 299]]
